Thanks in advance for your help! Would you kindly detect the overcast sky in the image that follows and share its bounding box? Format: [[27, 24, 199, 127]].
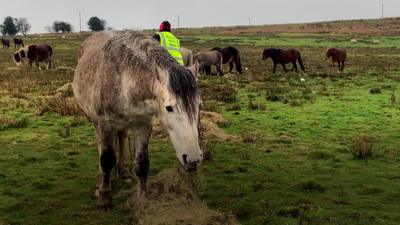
[[1, 0, 399, 33]]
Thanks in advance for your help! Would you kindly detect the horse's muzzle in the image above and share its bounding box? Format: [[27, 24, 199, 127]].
[[182, 154, 202, 172]]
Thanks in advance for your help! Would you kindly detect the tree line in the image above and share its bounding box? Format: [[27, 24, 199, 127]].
[[1, 16, 107, 35]]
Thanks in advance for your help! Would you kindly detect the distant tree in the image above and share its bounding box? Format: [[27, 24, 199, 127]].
[[87, 17, 106, 31], [52, 21, 72, 33], [0, 16, 18, 35], [14, 18, 31, 35]]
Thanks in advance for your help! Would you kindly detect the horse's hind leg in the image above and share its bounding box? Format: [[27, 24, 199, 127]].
[[273, 63, 277, 74], [216, 64, 223, 76], [35, 59, 41, 70], [46, 59, 52, 69], [134, 120, 152, 198], [117, 129, 132, 183], [95, 124, 116, 210]]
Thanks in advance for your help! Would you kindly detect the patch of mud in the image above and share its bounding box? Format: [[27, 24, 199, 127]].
[[129, 168, 239, 225], [153, 111, 238, 141]]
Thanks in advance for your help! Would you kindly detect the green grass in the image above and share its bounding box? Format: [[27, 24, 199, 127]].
[[1, 32, 400, 225]]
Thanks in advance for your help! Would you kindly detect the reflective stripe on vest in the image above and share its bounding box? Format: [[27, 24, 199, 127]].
[[156, 32, 184, 66]]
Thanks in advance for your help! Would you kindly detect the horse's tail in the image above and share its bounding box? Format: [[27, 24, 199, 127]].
[[48, 45, 53, 57], [229, 46, 242, 74], [298, 52, 305, 72]]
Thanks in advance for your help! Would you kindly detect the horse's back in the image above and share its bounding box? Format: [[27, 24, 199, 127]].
[[180, 47, 193, 67], [73, 31, 160, 121], [195, 51, 222, 65], [78, 31, 113, 60]]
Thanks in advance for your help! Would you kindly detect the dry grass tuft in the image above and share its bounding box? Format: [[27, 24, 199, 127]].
[[390, 88, 397, 106], [129, 168, 239, 225], [370, 87, 382, 94], [35, 95, 82, 116], [351, 133, 377, 159], [200, 138, 216, 161], [0, 117, 28, 131], [241, 131, 261, 143], [226, 103, 241, 111]]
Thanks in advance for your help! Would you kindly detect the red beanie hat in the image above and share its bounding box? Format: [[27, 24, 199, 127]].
[[159, 21, 171, 32]]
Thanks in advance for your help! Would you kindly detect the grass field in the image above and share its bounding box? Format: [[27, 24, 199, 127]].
[[1, 22, 400, 225]]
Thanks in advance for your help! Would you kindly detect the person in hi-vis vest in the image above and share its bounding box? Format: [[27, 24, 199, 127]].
[[153, 21, 184, 66]]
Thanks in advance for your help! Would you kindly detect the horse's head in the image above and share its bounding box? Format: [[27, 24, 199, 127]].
[[13, 48, 25, 66], [326, 48, 334, 58], [262, 49, 272, 60], [154, 67, 202, 172]]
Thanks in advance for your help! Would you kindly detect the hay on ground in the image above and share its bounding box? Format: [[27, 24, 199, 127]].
[[129, 168, 239, 225]]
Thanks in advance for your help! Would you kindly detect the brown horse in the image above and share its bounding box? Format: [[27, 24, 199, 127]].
[[1, 38, 10, 48], [13, 44, 53, 69], [13, 38, 24, 48], [211, 46, 242, 74], [326, 48, 347, 71], [262, 48, 305, 74]]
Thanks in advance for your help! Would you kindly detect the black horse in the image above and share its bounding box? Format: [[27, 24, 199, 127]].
[[1, 38, 10, 48], [211, 46, 242, 74], [13, 38, 24, 48]]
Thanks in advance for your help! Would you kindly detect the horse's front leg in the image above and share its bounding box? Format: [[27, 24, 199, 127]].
[[29, 59, 33, 67], [134, 121, 152, 198], [117, 129, 132, 183], [282, 64, 288, 73], [273, 63, 277, 74], [95, 125, 116, 210], [35, 59, 41, 70]]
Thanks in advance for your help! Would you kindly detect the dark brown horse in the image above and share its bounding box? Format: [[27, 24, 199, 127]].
[[13, 38, 24, 48], [1, 38, 10, 48], [13, 44, 53, 70], [262, 48, 305, 74], [326, 48, 347, 71], [211, 46, 242, 74]]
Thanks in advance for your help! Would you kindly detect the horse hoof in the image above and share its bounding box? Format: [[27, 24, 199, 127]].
[[97, 191, 113, 211], [94, 189, 100, 197], [137, 186, 147, 200], [97, 202, 113, 211]]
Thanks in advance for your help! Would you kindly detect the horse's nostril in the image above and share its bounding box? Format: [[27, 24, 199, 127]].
[[182, 154, 189, 164]]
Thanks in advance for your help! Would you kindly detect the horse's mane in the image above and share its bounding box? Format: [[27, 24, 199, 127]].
[[103, 30, 199, 121]]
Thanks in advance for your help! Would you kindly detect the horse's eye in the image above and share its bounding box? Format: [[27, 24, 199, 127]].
[[166, 106, 174, 112]]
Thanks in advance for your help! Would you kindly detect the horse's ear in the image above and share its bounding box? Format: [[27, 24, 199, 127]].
[[187, 61, 200, 80], [156, 67, 169, 86], [153, 68, 169, 101]]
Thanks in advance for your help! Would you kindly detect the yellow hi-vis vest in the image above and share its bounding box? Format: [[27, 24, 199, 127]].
[[156, 31, 184, 66]]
